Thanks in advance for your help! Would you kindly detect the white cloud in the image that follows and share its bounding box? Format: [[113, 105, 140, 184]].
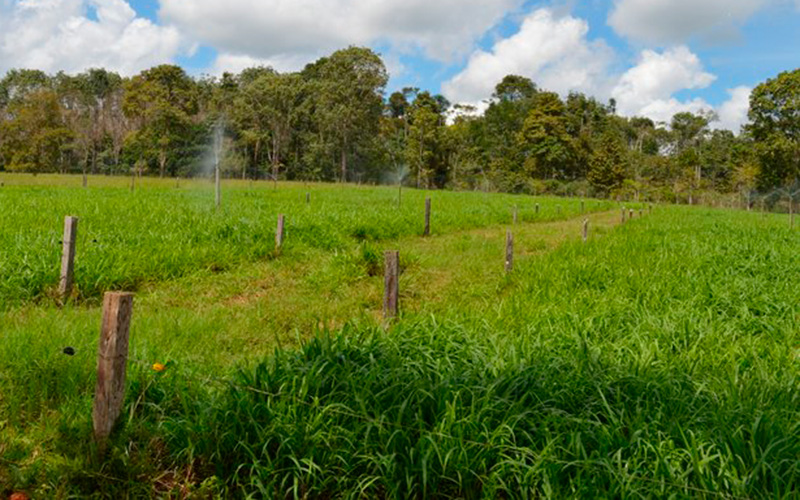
[[611, 46, 716, 122], [211, 53, 310, 76], [0, 0, 183, 76], [713, 86, 752, 133], [442, 9, 614, 105], [160, 0, 522, 65], [608, 0, 771, 44]]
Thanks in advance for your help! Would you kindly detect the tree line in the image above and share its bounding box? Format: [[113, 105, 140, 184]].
[[1, 46, 798, 202]]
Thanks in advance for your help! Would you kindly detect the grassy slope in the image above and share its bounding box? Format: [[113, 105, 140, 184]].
[[5, 176, 798, 498]]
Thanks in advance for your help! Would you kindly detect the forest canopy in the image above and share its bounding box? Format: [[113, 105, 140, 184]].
[[1, 46, 798, 202]]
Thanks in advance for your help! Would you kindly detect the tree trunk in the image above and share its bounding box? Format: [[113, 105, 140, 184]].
[[159, 149, 166, 178], [340, 143, 347, 183]]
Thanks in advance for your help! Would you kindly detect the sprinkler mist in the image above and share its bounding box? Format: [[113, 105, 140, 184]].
[[214, 120, 223, 209]]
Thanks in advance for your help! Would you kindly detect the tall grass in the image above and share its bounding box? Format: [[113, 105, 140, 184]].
[[4, 177, 796, 498]]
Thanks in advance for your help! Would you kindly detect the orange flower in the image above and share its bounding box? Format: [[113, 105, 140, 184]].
[[10, 492, 30, 500], [152, 362, 166, 372]]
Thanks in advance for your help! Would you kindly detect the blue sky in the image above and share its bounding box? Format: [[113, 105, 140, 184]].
[[1, 0, 799, 130]]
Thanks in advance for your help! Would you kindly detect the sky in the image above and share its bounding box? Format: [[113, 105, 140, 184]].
[[1, 0, 799, 132]]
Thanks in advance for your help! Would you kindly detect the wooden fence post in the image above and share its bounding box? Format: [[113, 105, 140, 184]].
[[581, 199, 585, 213], [275, 214, 285, 252], [92, 292, 134, 453], [59, 216, 78, 302], [505, 231, 514, 273], [535, 203, 540, 215], [629, 208, 634, 220], [423, 198, 431, 237], [621, 207, 626, 224], [306, 192, 310, 204], [582, 219, 589, 243], [383, 251, 399, 319], [639, 208, 643, 218]]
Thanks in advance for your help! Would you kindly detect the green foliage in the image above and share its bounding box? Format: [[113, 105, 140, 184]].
[[588, 133, 628, 194], [748, 69, 800, 189], [517, 92, 578, 179], [0, 90, 73, 172], [0, 56, 793, 201]]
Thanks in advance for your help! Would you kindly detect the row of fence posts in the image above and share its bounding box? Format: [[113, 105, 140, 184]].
[[60, 196, 638, 451]]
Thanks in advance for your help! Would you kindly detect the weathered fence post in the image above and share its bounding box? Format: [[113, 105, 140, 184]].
[[639, 208, 643, 218], [621, 207, 626, 224], [629, 209, 634, 220], [423, 197, 431, 237], [59, 216, 78, 302], [581, 199, 585, 213], [306, 192, 310, 204], [275, 214, 285, 252], [92, 292, 134, 454], [505, 231, 514, 273], [383, 251, 399, 319], [535, 203, 540, 215], [582, 219, 589, 242]]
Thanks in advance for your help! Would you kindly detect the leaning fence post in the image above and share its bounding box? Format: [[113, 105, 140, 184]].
[[582, 219, 589, 242], [383, 251, 399, 319], [275, 214, 285, 252], [505, 231, 514, 273], [92, 292, 134, 454], [59, 216, 79, 302], [423, 197, 431, 237]]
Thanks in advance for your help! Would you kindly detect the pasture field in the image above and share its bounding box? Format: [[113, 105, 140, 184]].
[[0, 174, 603, 309], [2, 175, 799, 499]]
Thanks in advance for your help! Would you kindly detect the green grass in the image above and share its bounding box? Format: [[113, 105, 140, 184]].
[[4, 175, 797, 498], [0, 174, 605, 308]]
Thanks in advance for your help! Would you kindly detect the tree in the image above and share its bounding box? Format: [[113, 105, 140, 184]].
[[492, 75, 537, 102], [305, 47, 388, 182], [123, 65, 198, 177], [516, 92, 577, 179], [234, 71, 305, 181], [0, 89, 73, 173], [748, 69, 800, 188], [405, 91, 446, 188], [588, 133, 628, 195]]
